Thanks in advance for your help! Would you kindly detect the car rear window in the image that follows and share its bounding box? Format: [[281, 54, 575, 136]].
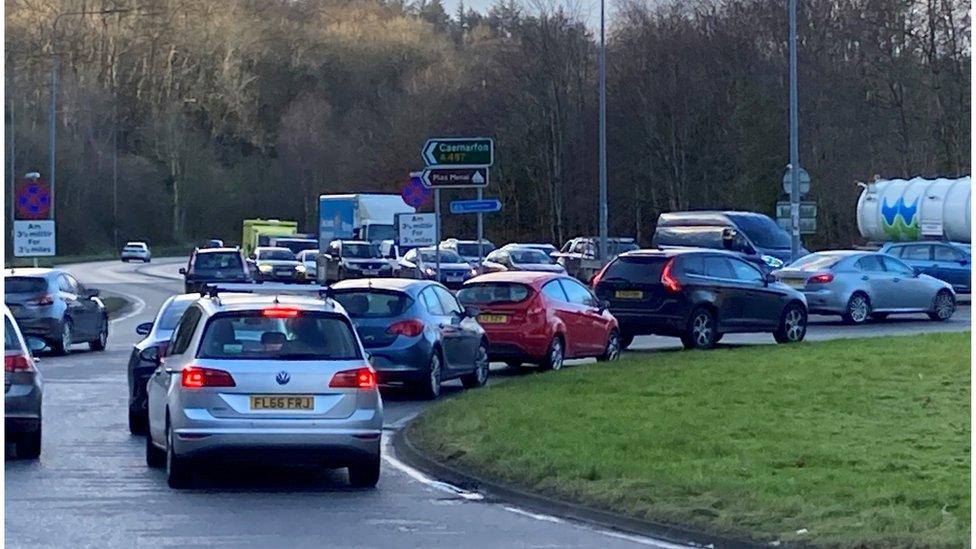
[[509, 249, 551, 264], [333, 290, 412, 318], [193, 252, 243, 271], [4, 277, 48, 294], [602, 256, 667, 284], [457, 283, 532, 305], [5, 317, 21, 351], [258, 249, 297, 261], [790, 253, 845, 270], [198, 311, 360, 360]]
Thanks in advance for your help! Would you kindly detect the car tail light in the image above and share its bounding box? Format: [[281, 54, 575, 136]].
[[4, 354, 34, 372], [27, 294, 54, 306], [387, 319, 425, 337], [181, 366, 236, 388], [590, 262, 611, 288], [329, 367, 376, 390], [263, 307, 300, 318], [661, 258, 682, 292], [807, 273, 834, 284]]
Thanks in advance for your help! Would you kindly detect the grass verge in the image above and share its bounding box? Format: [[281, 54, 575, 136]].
[[409, 333, 971, 547], [101, 296, 132, 319]]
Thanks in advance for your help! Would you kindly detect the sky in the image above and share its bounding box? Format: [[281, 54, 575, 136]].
[[441, 0, 609, 34]]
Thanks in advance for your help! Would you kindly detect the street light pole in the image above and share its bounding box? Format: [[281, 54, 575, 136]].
[[788, 0, 801, 261], [598, 0, 608, 261]]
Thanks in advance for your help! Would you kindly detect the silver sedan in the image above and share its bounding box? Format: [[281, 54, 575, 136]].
[[773, 251, 956, 324], [145, 293, 383, 488]]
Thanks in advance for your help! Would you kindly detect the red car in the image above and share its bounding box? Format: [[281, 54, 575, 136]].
[[457, 272, 620, 370]]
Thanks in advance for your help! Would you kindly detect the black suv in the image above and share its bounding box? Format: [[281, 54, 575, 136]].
[[180, 247, 250, 293], [592, 249, 808, 350]]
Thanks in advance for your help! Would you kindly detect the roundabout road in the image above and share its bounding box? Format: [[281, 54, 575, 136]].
[[5, 258, 968, 548]]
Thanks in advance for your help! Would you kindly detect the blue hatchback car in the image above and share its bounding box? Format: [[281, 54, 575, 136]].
[[330, 278, 489, 399], [880, 241, 971, 294]]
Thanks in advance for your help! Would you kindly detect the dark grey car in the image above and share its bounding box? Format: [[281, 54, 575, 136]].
[[126, 294, 196, 435], [5, 306, 45, 459], [331, 278, 489, 399], [4, 268, 108, 355]]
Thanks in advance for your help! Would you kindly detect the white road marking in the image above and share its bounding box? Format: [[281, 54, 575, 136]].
[[381, 435, 485, 501], [105, 288, 146, 324]]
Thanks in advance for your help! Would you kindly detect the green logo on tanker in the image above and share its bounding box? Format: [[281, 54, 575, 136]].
[[881, 197, 920, 241]]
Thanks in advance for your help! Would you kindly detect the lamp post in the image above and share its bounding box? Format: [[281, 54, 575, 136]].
[[788, 0, 802, 261], [598, 0, 608, 261]]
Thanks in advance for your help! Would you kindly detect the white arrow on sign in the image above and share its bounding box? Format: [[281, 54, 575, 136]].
[[423, 141, 438, 166]]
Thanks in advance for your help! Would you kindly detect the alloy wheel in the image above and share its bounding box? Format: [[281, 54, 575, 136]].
[[474, 345, 489, 384], [61, 322, 72, 352], [605, 332, 620, 361], [785, 308, 805, 341], [692, 313, 712, 347], [935, 292, 955, 319], [429, 354, 441, 397], [549, 339, 564, 370], [849, 295, 868, 323]]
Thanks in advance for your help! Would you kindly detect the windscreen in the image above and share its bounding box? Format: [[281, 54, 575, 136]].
[[457, 283, 532, 305], [157, 300, 193, 331], [5, 317, 21, 351], [4, 277, 48, 294], [367, 224, 395, 242], [344, 243, 381, 259], [790, 253, 845, 271], [456, 243, 495, 257], [609, 240, 639, 255], [194, 252, 243, 271], [510, 249, 550, 264], [603, 256, 667, 284], [198, 312, 360, 360], [258, 249, 297, 261], [727, 214, 791, 249], [420, 250, 464, 263], [333, 290, 411, 318], [275, 239, 317, 254]]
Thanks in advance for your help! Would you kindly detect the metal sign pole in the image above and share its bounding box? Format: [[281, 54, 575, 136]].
[[788, 0, 801, 261], [434, 188, 441, 282], [476, 186, 483, 273]]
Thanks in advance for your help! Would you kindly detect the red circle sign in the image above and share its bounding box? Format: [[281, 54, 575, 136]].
[[15, 179, 52, 220]]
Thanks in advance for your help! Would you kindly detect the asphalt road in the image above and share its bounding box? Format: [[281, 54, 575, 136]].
[[5, 258, 970, 548]]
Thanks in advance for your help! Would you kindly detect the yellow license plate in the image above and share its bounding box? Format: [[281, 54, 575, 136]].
[[478, 314, 508, 324], [615, 290, 643, 299], [250, 395, 314, 410]]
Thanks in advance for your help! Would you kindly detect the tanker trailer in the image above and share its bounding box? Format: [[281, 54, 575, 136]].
[[856, 176, 970, 244]]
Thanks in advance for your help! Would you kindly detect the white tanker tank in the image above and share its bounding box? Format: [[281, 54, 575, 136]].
[[856, 176, 970, 243]]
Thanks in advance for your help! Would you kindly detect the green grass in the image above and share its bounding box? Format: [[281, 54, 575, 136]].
[[100, 296, 131, 319], [410, 333, 971, 547]]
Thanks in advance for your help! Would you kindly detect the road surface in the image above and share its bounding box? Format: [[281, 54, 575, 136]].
[[5, 259, 969, 548]]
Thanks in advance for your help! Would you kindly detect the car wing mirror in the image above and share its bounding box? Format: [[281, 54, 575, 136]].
[[25, 337, 47, 356], [463, 305, 480, 318], [85, 288, 100, 298], [138, 346, 160, 364], [178, 267, 187, 275], [135, 322, 153, 336]]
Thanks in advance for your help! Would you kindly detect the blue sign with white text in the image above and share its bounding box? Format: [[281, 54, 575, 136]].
[[449, 199, 502, 214]]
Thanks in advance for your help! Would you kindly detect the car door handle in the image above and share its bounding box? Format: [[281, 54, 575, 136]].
[[893, 277, 901, 282], [861, 275, 869, 281]]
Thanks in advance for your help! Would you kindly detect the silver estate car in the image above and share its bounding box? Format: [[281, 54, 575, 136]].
[[144, 292, 383, 489], [5, 306, 45, 459], [772, 251, 956, 324]]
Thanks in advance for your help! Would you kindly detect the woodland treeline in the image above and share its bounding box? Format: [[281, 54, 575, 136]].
[[4, 0, 970, 254]]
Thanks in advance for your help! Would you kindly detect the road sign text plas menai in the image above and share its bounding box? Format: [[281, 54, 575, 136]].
[[421, 167, 489, 188]]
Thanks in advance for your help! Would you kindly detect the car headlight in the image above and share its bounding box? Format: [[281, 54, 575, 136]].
[[258, 264, 273, 273], [761, 255, 784, 268], [469, 268, 479, 277], [424, 267, 436, 277], [295, 264, 306, 273]]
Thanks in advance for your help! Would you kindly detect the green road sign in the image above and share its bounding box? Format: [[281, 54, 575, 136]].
[[423, 137, 493, 167]]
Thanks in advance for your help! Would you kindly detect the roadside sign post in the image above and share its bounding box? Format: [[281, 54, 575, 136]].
[[434, 189, 441, 282], [776, 200, 817, 234], [14, 172, 55, 265], [476, 187, 483, 273]]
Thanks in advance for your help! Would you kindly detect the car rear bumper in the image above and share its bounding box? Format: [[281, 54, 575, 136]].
[[482, 328, 550, 361], [172, 413, 382, 462], [797, 288, 848, 314], [6, 381, 42, 433], [365, 338, 435, 385], [12, 316, 61, 339], [610, 309, 687, 336]]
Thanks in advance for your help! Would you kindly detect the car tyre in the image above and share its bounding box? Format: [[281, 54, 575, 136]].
[[51, 319, 73, 356], [145, 428, 165, 468], [89, 316, 108, 351], [540, 336, 564, 371], [17, 429, 41, 459], [460, 342, 490, 389], [773, 302, 807, 344], [417, 350, 443, 400], [681, 307, 717, 350], [129, 408, 148, 436], [619, 332, 635, 351], [842, 293, 871, 325], [166, 422, 192, 488], [596, 329, 621, 362], [348, 454, 381, 488], [928, 290, 955, 321]]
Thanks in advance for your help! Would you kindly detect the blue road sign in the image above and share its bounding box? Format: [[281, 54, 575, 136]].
[[449, 199, 502, 214]]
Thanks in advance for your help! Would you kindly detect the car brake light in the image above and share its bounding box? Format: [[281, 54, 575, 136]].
[[807, 273, 834, 284], [329, 367, 376, 389], [263, 307, 300, 318], [590, 262, 611, 288], [4, 354, 34, 372], [27, 294, 54, 306], [661, 258, 682, 292], [181, 366, 236, 388], [386, 319, 425, 337]]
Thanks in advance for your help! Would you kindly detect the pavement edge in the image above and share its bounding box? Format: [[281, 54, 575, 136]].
[[392, 422, 769, 549]]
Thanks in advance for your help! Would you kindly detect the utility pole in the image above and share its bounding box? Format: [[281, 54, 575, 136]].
[[788, 0, 802, 261], [113, 101, 119, 249], [598, 0, 608, 261]]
